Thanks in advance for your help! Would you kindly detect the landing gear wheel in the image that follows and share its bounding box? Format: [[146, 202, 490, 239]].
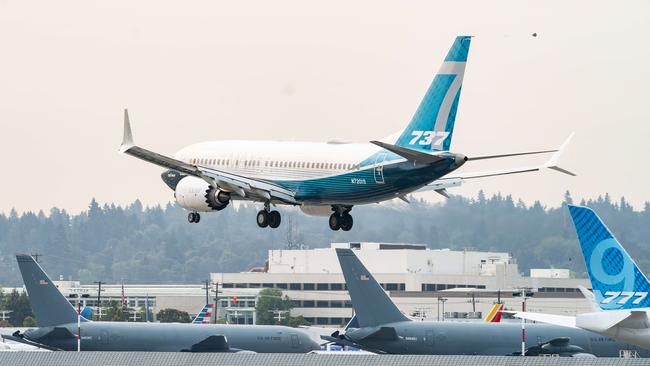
[[268, 210, 281, 229], [329, 213, 341, 231], [340, 213, 353, 231], [188, 212, 201, 223], [256, 210, 269, 228]]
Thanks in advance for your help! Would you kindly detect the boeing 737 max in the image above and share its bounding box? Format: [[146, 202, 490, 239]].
[[119, 36, 574, 230]]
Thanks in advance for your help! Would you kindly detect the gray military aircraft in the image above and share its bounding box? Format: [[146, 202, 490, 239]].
[[322, 248, 650, 357], [3, 255, 319, 352]]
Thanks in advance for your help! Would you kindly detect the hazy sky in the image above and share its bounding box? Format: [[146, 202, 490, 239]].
[[1, 1, 648, 214]]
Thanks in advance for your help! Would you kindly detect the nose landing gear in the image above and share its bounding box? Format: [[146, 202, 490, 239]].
[[187, 212, 201, 223]]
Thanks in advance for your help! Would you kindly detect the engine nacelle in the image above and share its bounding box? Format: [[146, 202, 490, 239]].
[[175, 176, 230, 212], [300, 205, 333, 217]]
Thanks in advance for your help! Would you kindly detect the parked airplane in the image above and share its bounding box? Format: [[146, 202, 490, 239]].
[[2, 255, 318, 353], [484, 303, 504, 323], [322, 248, 648, 356], [119, 35, 574, 230], [192, 304, 214, 325], [515, 205, 650, 351]]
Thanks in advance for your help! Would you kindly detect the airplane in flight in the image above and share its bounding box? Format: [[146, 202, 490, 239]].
[[3, 255, 319, 353], [119, 35, 574, 230], [321, 248, 648, 356], [515, 205, 650, 351]]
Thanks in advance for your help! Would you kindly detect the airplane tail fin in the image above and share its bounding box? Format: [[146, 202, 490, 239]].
[[568, 205, 650, 310], [192, 304, 214, 324], [335, 249, 409, 327], [15, 255, 88, 327], [484, 303, 504, 323], [392, 36, 471, 152]]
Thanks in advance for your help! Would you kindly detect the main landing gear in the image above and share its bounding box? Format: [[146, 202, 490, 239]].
[[329, 207, 353, 231], [257, 205, 281, 229], [188, 212, 201, 223]]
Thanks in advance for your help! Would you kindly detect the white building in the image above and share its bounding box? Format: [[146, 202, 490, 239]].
[[12, 242, 591, 326], [210, 242, 592, 326]]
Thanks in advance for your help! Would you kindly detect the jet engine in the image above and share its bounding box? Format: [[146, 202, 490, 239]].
[[300, 205, 333, 217], [174, 176, 230, 212]]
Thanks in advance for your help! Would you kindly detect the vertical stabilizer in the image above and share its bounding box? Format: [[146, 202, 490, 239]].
[[484, 303, 504, 323], [335, 249, 408, 327], [15, 255, 86, 327], [192, 304, 214, 324], [568, 205, 650, 310], [392, 36, 471, 152]]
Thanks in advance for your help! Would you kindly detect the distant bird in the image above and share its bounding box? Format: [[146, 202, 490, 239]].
[[532, 33, 538, 37]]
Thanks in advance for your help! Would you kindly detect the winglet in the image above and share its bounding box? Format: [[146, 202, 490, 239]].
[[545, 133, 575, 176], [577, 285, 601, 312], [120, 109, 135, 153]]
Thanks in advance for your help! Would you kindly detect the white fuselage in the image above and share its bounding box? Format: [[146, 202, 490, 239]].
[[173, 140, 389, 182], [575, 309, 650, 350]]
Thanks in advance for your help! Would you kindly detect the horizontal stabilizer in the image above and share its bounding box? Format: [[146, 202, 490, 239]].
[[185, 335, 229, 352], [467, 149, 557, 161], [1, 334, 63, 351], [319, 335, 387, 354], [513, 312, 577, 328], [42, 327, 77, 339], [370, 140, 446, 164], [358, 327, 399, 341]]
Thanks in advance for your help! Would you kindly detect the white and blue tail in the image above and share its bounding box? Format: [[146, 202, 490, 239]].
[[568, 205, 650, 310], [393, 36, 471, 152], [192, 303, 214, 324]]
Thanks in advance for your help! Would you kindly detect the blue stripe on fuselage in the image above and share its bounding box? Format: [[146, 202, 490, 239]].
[[272, 156, 460, 204]]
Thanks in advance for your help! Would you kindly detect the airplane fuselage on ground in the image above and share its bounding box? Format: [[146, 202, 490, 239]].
[[19, 321, 317, 353], [340, 320, 648, 356]]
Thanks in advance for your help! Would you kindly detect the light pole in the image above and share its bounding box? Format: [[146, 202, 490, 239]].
[[438, 297, 448, 321], [513, 288, 534, 356], [211, 282, 221, 324], [93, 281, 103, 321]]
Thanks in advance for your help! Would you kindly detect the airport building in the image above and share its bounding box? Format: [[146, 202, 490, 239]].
[[14, 242, 592, 326], [210, 242, 592, 326]]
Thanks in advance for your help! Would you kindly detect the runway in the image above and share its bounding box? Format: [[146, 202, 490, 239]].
[[1, 352, 650, 366]]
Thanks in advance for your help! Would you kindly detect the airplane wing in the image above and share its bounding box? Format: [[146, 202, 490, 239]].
[[119, 110, 298, 204], [420, 133, 575, 197], [513, 312, 577, 328]]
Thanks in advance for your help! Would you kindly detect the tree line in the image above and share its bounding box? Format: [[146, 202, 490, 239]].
[[1, 191, 649, 290]]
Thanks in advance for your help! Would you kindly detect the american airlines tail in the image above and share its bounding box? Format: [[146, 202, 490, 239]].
[[192, 304, 214, 324], [568, 205, 650, 310], [16, 255, 89, 327], [392, 35, 471, 152], [335, 249, 409, 327]]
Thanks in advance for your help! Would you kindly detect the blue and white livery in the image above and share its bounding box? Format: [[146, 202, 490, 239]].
[[119, 36, 574, 230], [569, 205, 650, 310], [515, 206, 650, 351], [192, 304, 214, 325]]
